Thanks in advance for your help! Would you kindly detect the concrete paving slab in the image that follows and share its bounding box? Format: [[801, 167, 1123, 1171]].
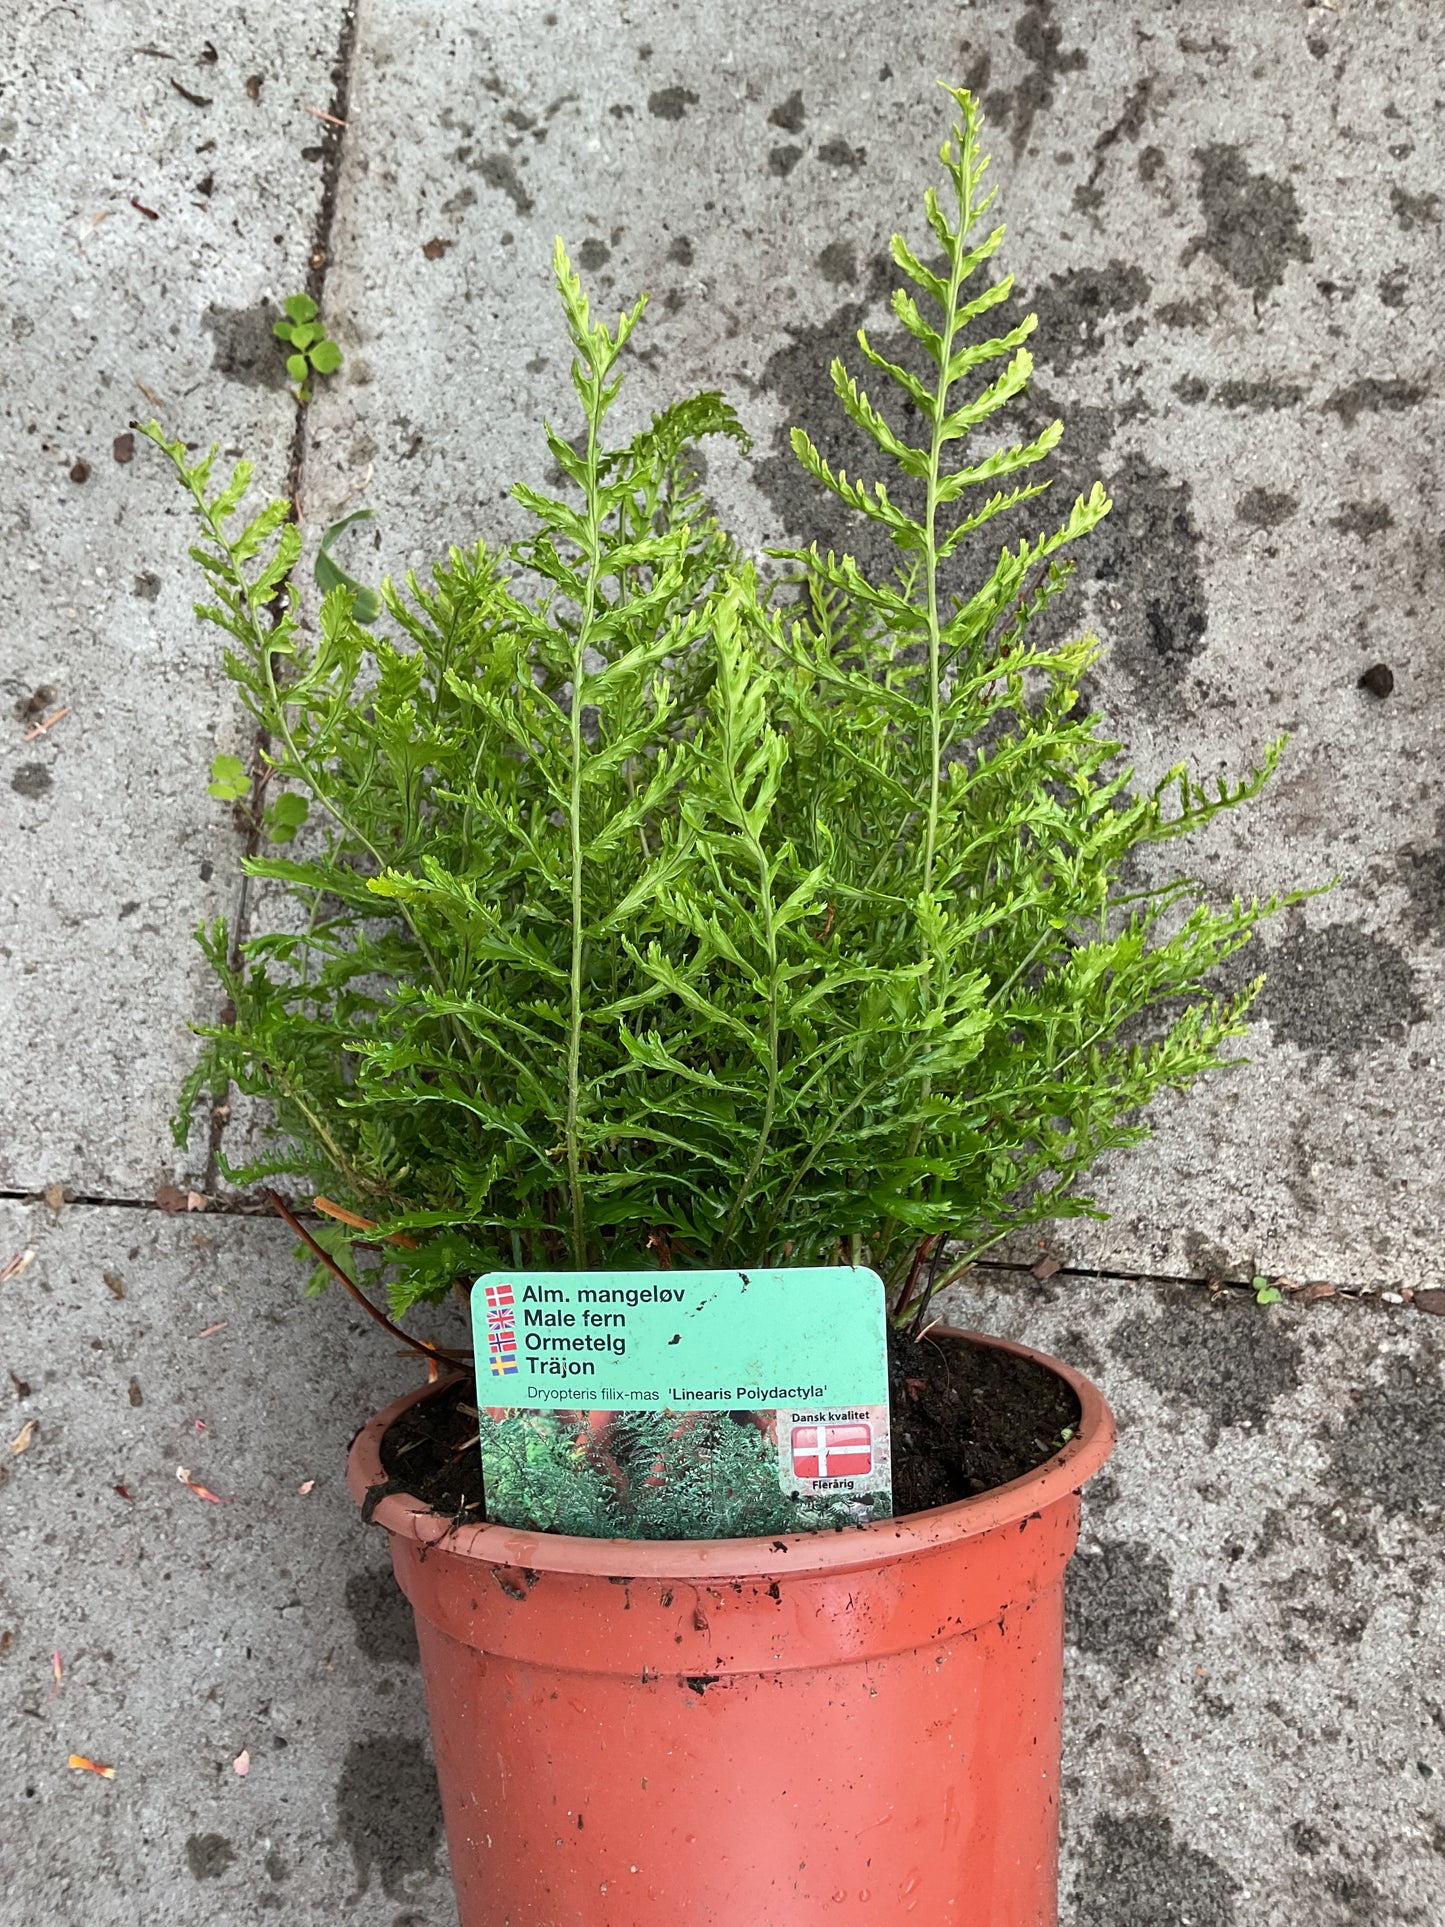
[[0, 1, 349, 1198], [6, 1199, 1441, 1925], [0, 1198, 464, 1926], [9, 7, 1444, 1921], [947, 1265, 1445, 1926], [290, 0, 1443, 1290]]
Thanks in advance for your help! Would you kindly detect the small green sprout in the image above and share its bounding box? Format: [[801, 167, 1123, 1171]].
[[263, 792, 310, 844], [272, 293, 342, 401], [207, 752, 249, 802], [207, 752, 307, 841], [1252, 1274, 1282, 1306]]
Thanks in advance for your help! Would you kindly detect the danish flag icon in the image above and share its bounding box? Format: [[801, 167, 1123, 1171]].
[[791, 1420, 873, 1480]]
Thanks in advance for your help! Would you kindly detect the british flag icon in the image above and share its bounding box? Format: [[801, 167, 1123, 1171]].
[[484, 1281, 519, 1378], [790, 1420, 873, 1480]]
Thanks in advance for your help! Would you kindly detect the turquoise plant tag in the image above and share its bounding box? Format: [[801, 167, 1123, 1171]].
[[473, 1267, 892, 1539]]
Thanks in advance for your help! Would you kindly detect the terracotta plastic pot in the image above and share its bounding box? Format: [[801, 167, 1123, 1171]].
[[347, 1326, 1114, 1926]]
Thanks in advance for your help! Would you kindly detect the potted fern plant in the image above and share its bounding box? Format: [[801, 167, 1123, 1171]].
[[146, 89, 1286, 1926]]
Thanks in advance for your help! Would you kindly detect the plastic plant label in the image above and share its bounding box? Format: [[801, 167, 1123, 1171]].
[[473, 1266, 892, 1540]]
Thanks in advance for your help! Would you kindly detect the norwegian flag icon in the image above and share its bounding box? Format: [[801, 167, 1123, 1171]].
[[791, 1420, 873, 1480]]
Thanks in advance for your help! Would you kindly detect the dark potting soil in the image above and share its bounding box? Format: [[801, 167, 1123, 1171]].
[[374, 1327, 1081, 1529], [886, 1326, 1079, 1514]]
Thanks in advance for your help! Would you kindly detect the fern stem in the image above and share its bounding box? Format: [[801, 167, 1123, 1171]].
[[180, 469, 386, 885], [253, 641, 482, 1087], [919, 132, 976, 894], [913, 130, 981, 945], [266, 1190, 470, 1365], [712, 840, 780, 1261], [566, 674, 588, 1265], [272, 1066, 400, 1204], [887, 106, 984, 1250], [755, 1051, 918, 1259], [185, 469, 471, 1078], [898, 1225, 1017, 1331], [563, 355, 609, 1267]]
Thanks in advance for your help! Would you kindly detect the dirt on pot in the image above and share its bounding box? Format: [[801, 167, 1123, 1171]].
[[376, 1329, 1082, 1528]]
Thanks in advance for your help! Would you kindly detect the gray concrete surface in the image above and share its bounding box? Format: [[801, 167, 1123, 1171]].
[[948, 1266, 1445, 1927], [1, 0, 345, 1198], [4, 1, 1444, 1922], [6, 1202, 1441, 1926], [0, 1199, 464, 1925]]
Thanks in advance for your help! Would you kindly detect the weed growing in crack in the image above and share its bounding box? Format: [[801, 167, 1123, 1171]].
[[273, 291, 342, 402]]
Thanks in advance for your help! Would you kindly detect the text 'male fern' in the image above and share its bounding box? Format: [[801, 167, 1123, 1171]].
[[146, 89, 1294, 1335]]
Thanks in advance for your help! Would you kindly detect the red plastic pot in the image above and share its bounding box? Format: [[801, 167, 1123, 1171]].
[[347, 1326, 1114, 1925]]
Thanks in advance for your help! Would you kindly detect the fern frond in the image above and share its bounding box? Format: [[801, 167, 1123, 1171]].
[[145, 85, 1301, 1343]]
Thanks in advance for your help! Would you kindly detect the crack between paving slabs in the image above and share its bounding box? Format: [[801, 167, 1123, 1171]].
[[206, 0, 363, 1196], [0, 1192, 1413, 1309]]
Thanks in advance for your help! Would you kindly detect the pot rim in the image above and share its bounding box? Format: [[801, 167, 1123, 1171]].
[[347, 1323, 1115, 1581]]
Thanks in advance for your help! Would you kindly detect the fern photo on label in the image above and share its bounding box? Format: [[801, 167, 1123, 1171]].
[[478, 1406, 891, 1541], [143, 85, 1301, 1351]]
